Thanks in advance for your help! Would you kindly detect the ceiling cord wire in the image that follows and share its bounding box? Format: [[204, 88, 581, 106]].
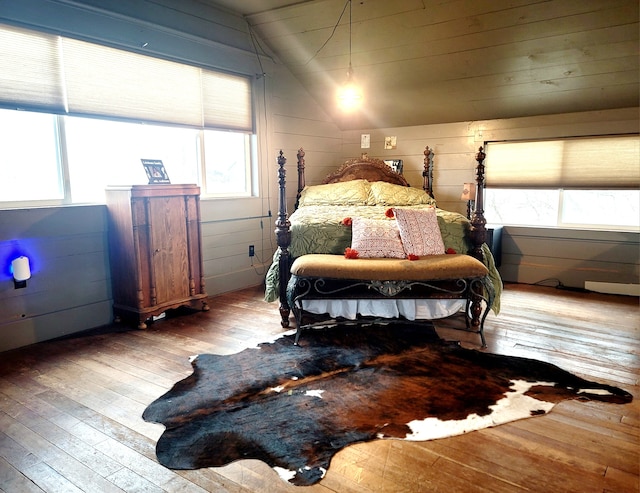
[[304, 0, 350, 66]]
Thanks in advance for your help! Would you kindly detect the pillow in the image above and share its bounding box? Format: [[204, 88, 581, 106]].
[[368, 181, 436, 206], [350, 217, 406, 258], [297, 179, 371, 206], [393, 207, 445, 255]]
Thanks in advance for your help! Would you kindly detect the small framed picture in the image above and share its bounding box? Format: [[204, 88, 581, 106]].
[[384, 159, 403, 174], [141, 159, 170, 184], [384, 136, 397, 150]]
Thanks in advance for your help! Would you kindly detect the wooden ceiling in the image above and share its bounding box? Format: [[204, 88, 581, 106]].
[[207, 0, 639, 130]]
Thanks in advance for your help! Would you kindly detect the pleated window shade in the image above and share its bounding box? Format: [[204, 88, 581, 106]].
[[485, 136, 640, 189], [0, 25, 66, 113], [0, 23, 253, 131], [202, 71, 253, 131]]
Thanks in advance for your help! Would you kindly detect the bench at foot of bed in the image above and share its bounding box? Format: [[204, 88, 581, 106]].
[[286, 254, 495, 347]]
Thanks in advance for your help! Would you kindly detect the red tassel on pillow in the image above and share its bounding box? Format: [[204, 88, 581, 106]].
[[385, 208, 395, 218], [345, 247, 359, 259], [342, 217, 352, 226], [407, 254, 419, 261], [446, 248, 457, 254]]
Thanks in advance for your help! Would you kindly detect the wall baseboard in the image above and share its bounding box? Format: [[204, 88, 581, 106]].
[[584, 281, 640, 296]]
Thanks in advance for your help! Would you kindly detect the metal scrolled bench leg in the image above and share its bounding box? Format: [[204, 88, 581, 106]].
[[287, 272, 493, 348]]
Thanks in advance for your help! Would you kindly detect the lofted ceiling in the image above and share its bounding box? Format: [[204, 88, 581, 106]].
[[206, 0, 639, 130]]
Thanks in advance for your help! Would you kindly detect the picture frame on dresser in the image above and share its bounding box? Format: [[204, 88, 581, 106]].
[[141, 159, 171, 184]]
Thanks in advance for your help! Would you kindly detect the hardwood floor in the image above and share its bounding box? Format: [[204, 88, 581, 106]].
[[0, 283, 637, 493]]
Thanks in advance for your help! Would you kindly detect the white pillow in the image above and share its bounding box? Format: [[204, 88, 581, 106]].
[[393, 207, 445, 255], [350, 217, 406, 258]]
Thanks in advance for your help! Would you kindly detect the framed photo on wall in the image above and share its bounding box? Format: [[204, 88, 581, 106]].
[[384, 159, 403, 174], [141, 159, 170, 184]]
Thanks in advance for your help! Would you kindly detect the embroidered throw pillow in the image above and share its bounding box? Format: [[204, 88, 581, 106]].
[[350, 217, 406, 258], [393, 207, 445, 256]]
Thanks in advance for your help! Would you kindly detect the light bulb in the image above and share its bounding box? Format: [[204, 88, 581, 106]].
[[338, 81, 363, 111]]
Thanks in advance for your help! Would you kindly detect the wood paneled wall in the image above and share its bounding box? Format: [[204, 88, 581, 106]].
[[501, 227, 639, 289], [0, 0, 342, 351], [341, 122, 477, 216], [268, 60, 343, 208], [0, 207, 112, 351], [0, 1, 637, 352], [0, 108, 637, 353], [340, 107, 639, 290], [200, 45, 344, 296]]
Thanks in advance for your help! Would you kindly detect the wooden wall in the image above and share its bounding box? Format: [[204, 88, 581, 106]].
[[341, 123, 476, 216], [341, 107, 640, 290], [0, 109, 636, 353], [477, 108, 640, 290], [268, 62, 344, 209], [0, 0, 342, 352], [0, 1, 637, 352], [199, 38, 344, 297], [500, 227, 639, 288], [0, 207, 112, 351]]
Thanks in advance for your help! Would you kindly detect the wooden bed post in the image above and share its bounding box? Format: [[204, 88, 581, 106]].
[[294, 148, 306, 210], [469, 147, 488, 261], [422, 146, 434, 198], [275, 150, 292, 327]]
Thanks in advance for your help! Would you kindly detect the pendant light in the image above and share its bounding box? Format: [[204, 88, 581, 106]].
[[337, 0, 362, 111]]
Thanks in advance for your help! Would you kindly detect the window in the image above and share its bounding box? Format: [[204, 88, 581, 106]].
[[561, 190, 639, 228], [0, 23, 255, 207], [202, 130, 252, 196], [485, 189, 559, 227], [64, 117, 200, 203], [485, 189, 640, 229], [484, 136, 640, 231], [0, 109, 63, 205]]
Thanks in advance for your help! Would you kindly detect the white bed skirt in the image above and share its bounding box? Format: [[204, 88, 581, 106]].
[[301, 299, 465, 321]]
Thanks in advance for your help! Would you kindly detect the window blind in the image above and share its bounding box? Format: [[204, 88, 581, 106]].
[[0, 25, 65, 113], [485, 135, 640, 189], [0, 23, 253, 131], [202, 71, 252, 131]]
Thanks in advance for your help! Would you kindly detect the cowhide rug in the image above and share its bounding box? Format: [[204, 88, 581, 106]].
[[142, 323, 632, 486]]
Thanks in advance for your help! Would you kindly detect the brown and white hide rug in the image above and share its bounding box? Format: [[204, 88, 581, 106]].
[[142, 323, 632, 486]]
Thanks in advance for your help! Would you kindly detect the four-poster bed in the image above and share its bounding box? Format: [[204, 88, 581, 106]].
[[266, 147, 501, 346]]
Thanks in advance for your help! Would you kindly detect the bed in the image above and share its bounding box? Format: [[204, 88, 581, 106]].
[[265, 146, 502, 345]]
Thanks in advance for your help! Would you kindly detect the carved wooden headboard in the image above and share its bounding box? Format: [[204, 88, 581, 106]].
[[294, 146, 435, 207], [321, 156, 409, 186]]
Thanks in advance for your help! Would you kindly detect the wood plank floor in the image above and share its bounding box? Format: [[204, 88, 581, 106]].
[[0, 283, 637, 493]]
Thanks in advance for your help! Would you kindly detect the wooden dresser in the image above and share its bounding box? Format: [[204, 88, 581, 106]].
[[106, 184, 208, 328]]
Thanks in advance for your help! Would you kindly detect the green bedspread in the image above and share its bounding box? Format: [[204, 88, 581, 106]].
[[265, 204, 502, 313]]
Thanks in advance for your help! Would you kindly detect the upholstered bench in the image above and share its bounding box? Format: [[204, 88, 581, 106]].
[[286, 253, 495, 347]]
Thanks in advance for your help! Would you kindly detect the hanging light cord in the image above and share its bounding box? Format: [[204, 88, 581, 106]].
[[348, 0, 352, 69], [304, 0, 350, 66]]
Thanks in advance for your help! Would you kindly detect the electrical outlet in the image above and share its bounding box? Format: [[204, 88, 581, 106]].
[[249, 245, 255, 257]]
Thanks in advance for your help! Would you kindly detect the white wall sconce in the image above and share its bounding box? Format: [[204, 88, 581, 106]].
[[11, 256, 31, 289]]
